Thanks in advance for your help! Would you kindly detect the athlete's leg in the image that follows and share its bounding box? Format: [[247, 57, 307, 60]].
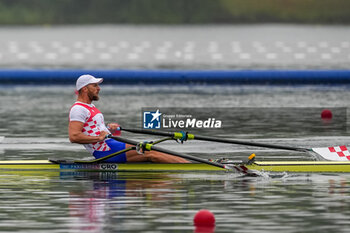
[[94, 140, 189, 163]]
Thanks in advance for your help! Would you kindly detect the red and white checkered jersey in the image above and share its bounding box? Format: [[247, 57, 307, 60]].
[[69, 102, 111, 154]]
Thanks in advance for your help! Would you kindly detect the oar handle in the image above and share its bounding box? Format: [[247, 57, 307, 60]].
[[109, 135, 227, 169]]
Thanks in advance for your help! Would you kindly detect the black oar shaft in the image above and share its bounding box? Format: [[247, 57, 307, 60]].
[[193, 135, 306, 152], [151, 144, 225, 168], [109, 136, 226, 169], [121, 127, 306, 152]]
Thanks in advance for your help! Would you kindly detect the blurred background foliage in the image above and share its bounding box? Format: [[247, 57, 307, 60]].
[[0, 0, 349, 25]]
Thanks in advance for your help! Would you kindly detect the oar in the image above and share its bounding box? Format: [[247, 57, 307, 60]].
[[74, 137, 173, 164], [107, 135, 257, 175], [120, 127, 307, 152], [108, 135, 226, 168], [119, 128, 349, 161]]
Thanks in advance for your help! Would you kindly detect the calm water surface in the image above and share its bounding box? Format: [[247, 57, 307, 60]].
[[0, 85, 350, 232]]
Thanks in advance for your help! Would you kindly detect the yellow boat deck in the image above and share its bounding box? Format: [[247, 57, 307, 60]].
[[248, 161, 350, 173], [1, 160, 350, 173]]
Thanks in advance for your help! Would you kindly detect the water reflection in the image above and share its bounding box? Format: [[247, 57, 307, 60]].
[[0, 171, 349, 232], [62, 171, 197, 232]]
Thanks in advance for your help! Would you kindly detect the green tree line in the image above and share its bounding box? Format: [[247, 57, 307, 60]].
[[0, 0, 349, 25]]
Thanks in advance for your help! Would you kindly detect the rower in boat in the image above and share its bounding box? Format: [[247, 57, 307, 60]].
[[68, 74, 189, 164]]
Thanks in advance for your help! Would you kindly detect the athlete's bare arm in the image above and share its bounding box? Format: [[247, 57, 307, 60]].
[[69, 121, 108, 144]]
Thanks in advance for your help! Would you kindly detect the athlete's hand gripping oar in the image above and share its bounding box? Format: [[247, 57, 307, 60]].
[[119, 128, 349, 161], [107, 135, 257, 175]]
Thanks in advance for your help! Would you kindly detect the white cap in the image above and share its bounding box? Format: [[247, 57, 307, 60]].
[[76, 74, 103, 91]]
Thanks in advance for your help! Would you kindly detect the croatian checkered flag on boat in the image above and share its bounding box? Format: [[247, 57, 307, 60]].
[[312, 146, 350, 161]]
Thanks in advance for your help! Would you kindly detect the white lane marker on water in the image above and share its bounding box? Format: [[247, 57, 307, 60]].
[[73, 53, 84, 60], [282, 47, 292, 53], [174, 51, 182, 58], [83, 47, 94, 54], [266, 53, 277, 59], [341, 41, 349, 48], [239, 53, 251, 59], [133, 46, 145, 53], [51, 41, 62, 48], [141, 41, 151, 48], [155, 54, 167, 60], [294, 53, 305, 59], [118, 41, 129, 48], [33, 47, 44, 53], [127, 53, 139, 60], [157, 47, 169, 53], [59, 47, 70, 54], [45, 53, 57, 60], [318, 42, 329, 48], [97, 41, 107, 49], [211, 53, 223, 60], [297, 41, 307, 48], [17, 53, 29, 60], [321, 53, 332, 59], [99, 53, 112, 60], [208, 42, 218, 54], [275, 41, 285, 47], [184, 53, 194, 60], [331, 47, 340, 53], [110, 46, 119, 53], [74, 41, 84, 48], [307, 47, 317, 53]]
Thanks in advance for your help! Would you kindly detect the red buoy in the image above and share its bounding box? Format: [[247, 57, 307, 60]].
[[321, 109, 332, 119], [193, 209, 215, 227]]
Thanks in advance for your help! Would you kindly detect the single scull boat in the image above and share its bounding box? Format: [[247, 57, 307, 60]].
[[0, 159, 350, 173], [1, 128, 349, 176]]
